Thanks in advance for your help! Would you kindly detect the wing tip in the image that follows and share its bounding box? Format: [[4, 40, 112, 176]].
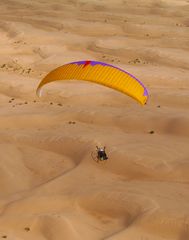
[[36, 87, 42, 97]]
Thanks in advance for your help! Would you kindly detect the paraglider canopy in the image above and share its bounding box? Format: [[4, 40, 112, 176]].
[[36, 60, 149, 105]]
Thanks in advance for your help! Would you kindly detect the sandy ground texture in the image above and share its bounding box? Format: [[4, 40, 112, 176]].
[[0, 0, 189, 239]]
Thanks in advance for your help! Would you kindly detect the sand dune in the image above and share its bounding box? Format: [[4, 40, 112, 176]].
[[0, 0, 189, 239]]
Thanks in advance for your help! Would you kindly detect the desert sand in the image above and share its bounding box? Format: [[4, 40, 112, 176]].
[[0, 0, 189, 239]]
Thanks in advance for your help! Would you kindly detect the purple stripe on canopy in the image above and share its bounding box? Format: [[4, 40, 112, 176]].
[[69, 60, 148, 97]]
